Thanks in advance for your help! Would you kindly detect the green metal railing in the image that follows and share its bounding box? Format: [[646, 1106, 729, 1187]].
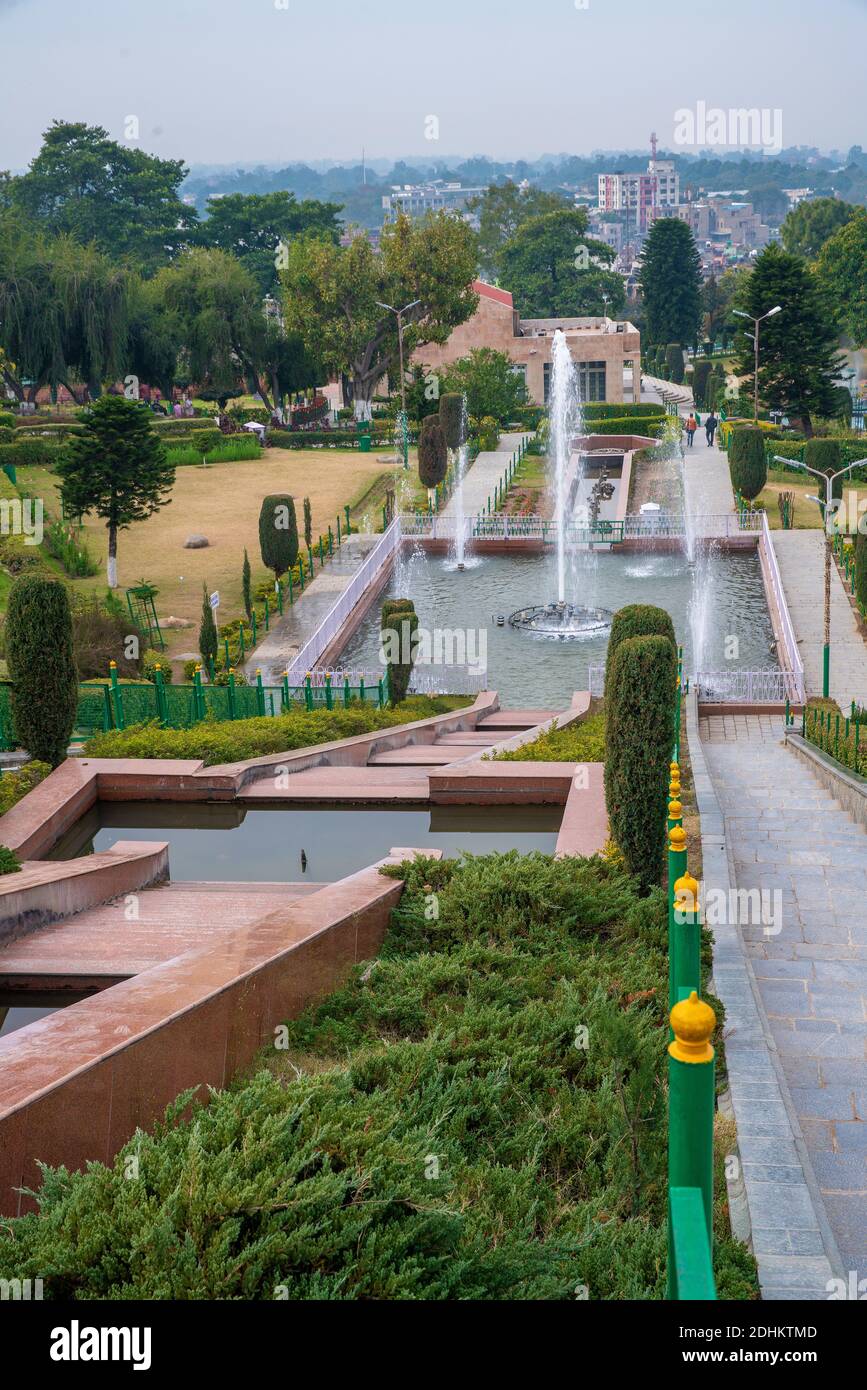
[[0, 664, 389, 750], [665, 686, 718, 1301]]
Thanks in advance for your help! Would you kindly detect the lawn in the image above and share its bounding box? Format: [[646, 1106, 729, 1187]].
[[17, 449, 427, 655], [756, 467, 825, 530]]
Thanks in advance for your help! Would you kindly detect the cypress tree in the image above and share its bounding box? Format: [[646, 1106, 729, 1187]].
[[604, 634, 678, 893], [6, 575, 78, 766], [439, 393, 466, 451], [242, 549, 252, 620], [605, 604, 676, 694], [303, 496, 313, 551], [665, 344, 684, 384], [729, 428, 768, 502], [855, 532, 867, 614], [380, 599, 418, 704], [417, 416, 448, 491], [259, 495, 298, 579], [804, 438, 844, 505], [199, 584, 218, 669]]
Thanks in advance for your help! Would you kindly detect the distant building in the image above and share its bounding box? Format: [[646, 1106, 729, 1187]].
[[381, 182, 486, 226], [414, 281, 641, 407], [597, 159, 679, 231]]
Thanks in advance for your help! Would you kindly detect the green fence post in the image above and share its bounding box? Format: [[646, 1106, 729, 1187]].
[[193, 665, 206, 721], [359, 675, 365, 704], [276, 580, 283, 616], [264, 596, 270, 632], [382, 505, 388, 531], [108, 660, 125, 730], [327, 526, 333, 557], [224, 637, 231, 671], [308, 549, 314, 579], [668, 822, 688, 1016], [239, 625, 246, 660], [227, 669, 237, 720], [325, 672, 333, 710], [298, 561, 304, 593], [336, 515, 341, 546], [101, 683, 112, 732], [667, 992, 716, 1300], [344, 675, 350, 707], [251, 610, 258, 646], [674, 865, 701, 1003], [835, 714, 840, 761], [255, 669, 265, 717], [377, 677, 384, 708], [154, 664, 169, 726], [304, 674, 313, 711], [345, 505, 351, 534]]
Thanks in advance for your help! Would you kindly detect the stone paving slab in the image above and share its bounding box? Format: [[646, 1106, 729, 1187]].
[[700, 712, 866, 1279]]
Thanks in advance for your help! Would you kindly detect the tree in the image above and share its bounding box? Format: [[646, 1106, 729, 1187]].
[[805, 439, 844, 505], [466, 182, 571, 279], [731, 245, 844, 436], [380, 599, 418, 705], [150, 248, 271, 410], [417, 415, 447, 497], [9, 121, 196, 271], [303, 497, 312, 551], [815, 213, 867, 345], [604, 604, 676, 695], [638, 218, 702, 348], [498, 208, 624, 318], [6, 576, 78, 766], [280, 211, 479, 419], [439, 393, 466, 450], [855, 532, 867, 614], [604, 633, 677, 894], [691, 359, 714, 408], [57, 396, 175, 588], [259, 495, 298, 579], [781, 197, 860, 259], [665, 344, 684, 384], [729, 428, 768, 502], [242, 549, 252, 620], [0, 212, 131, 404], [438, 348, 528, 423], [199, 585, 218, 671], [194, 191, 341, 294]]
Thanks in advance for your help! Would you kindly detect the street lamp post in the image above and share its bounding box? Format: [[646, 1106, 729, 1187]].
[[774, 452, 867, 698], [376, 298, 420, 470], [733, 305, 782, 421]]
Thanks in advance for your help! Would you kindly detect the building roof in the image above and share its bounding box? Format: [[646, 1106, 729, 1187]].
[[473, 280, 514, 308]]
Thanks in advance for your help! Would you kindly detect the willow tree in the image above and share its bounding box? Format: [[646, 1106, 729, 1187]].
[[280, 211, 478, 420]]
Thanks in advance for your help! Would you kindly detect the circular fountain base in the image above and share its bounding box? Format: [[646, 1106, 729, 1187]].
[[508, 601, 613, 641]]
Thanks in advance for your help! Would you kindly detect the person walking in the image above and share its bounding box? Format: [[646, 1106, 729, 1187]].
[[705, 411, 718, 447], [684, 413, 697, 448]]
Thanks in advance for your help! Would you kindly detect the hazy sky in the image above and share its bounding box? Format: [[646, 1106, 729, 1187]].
[[1, 0, 865, 170]]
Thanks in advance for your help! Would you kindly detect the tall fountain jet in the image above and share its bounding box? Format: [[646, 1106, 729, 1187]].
[[451, 394, 470, 570], [507, 328, 612, 641], [549, 329, 583, 603]]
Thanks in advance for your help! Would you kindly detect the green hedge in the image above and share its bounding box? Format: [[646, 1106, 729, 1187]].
[[493, 712, 606, 762], [604, 633, 678, 893], [584, 417, 671, 439], [82, 696, 469, 764], [855, 533, 867, 614], [0, 848, 757, 1300], [0, 437, 69, 468], [166, 437, 262, 466], [581, 403, 665, 421], [605, 605, 677, 697], [729, 428, 768, 502]]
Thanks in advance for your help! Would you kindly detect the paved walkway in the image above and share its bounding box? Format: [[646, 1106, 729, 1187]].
[[442, 432, 530, 520], [244, 534, 382, 685], [773, 530, 867, 709], [703, 718, 867, 1276]]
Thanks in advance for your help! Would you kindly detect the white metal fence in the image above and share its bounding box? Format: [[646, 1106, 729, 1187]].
[[283, 520, 401, 686], [694, 669, 801, 704], [399, 510, 761, 542]]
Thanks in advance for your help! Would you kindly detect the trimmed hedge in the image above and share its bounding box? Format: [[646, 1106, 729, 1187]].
[[6, 576, 79, 765], [0, 847, 758, 1300], [582, 403, 665, 421], [604, 633, 678, 893], [605, 605, 677, 695], [728, 428, 768, 502], [82, 697, 469, 765], [856, 532, 867, 613], [381, 598, 418, 705], [0, 437, 68, 468], [585, 417, 670, 439]]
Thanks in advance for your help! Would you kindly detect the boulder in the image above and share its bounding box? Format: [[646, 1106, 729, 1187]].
[[183, 534, 209, 549]]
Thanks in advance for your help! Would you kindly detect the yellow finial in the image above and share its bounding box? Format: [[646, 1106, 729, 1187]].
[[669, 824, 687, 855], [669, 991, 715, 1063], [674, 871, 700, 916], [668, 796, 683, 821], [670, 761, 679, 775], [109, 659, 117, 668], [154, 663, 161, 671], [256, 668, 261, 676], [229, 666, 235, 674]]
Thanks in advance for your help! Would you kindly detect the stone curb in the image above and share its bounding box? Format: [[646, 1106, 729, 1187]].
[[685, 689, 845, 1299]]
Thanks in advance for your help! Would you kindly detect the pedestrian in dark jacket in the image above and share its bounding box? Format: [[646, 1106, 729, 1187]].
[[705, 412, 718, 446]]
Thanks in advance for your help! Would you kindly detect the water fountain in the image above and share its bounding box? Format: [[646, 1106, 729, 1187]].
[[509, 329, 613, 640], [450, 394, 471, 571]]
